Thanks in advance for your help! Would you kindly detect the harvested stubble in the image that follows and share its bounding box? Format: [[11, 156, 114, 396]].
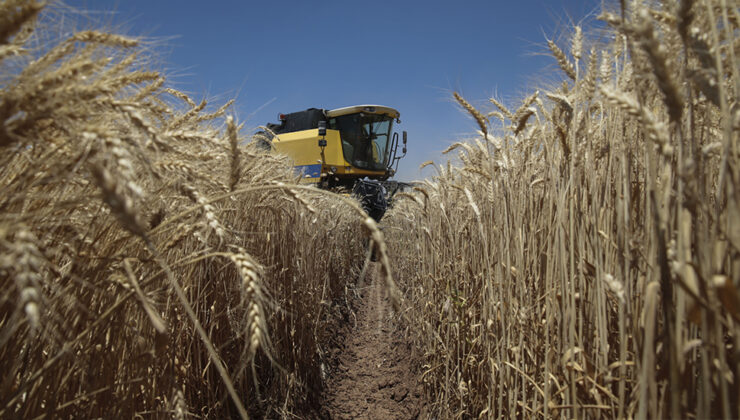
[[0, 2, 394, 418], [386, 0, 739, 418]]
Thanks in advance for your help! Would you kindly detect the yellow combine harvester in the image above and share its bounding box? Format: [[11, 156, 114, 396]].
[[257, 105, 408, 220]]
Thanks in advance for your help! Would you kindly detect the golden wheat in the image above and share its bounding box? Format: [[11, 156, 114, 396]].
[[386, 1, 739, 418], [0, 4, 387, 418]]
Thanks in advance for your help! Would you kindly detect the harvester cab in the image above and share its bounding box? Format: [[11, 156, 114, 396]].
[[256, 105, 408, 221]]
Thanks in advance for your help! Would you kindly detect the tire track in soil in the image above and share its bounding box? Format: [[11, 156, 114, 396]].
[[321, 263, 425, 419]]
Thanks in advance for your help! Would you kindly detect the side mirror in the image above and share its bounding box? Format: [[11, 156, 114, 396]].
[[318, 121, 327, 137], [402, 131, 407, 144], [403, 147, 407, 154]]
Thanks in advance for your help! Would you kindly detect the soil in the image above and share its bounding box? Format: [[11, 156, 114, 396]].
[[319, 263, 426, 420]]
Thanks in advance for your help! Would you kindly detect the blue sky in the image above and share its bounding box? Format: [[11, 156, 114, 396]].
[[66, 0, 603, 181]]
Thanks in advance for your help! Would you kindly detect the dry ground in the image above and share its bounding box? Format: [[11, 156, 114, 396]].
[[320, 263, 425, 420]]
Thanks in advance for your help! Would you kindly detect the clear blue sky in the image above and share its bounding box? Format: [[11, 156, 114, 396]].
[[66, 0, 603, 181]]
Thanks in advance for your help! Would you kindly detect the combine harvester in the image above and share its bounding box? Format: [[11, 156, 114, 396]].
[[257, 105, 409, 221]]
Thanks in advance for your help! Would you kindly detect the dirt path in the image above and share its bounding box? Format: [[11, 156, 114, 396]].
[[320, 263, 425, 419]]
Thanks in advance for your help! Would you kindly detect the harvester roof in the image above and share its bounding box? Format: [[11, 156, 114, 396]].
[[326, 105, 400, 119], [268, 105, 400, 135]]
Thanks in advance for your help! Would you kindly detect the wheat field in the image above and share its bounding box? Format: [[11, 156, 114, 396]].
[[0, 1, 401, 418], [1, 0, 738, 419], [386, 0, 739, 418]]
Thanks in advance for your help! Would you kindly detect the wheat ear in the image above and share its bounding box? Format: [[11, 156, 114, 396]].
[[227, 116, 241, 191], [454, 92, 488, 137], [548, 39, 576, 80]]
